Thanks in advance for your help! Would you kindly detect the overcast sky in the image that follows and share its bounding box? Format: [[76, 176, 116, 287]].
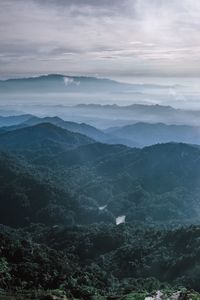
[[1, 0, 200, 78]]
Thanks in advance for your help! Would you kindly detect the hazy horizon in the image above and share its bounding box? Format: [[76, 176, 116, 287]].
[[1, 0, 200, 110], [2, 2, 200, 297], [1, 74, 200, 110]]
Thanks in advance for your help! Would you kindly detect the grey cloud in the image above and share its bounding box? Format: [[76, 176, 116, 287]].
[[33, 0, 129, 10], [1, 0, 200, 78]]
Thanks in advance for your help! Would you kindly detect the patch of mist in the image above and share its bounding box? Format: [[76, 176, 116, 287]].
[[99, 205, 107, 211], [116, 215, 126, 225]]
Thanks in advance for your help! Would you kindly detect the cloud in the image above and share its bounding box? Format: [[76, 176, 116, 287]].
[[1, 0, 200, 78], [63, 77, 80, 86]]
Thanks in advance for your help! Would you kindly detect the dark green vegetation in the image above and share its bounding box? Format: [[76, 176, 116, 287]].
[[2, 127, 200, 227], [1, 117, 200, 298], [1, 223, 200, 299], [0, 152, 78, 227], [0, 123, 93, 154]]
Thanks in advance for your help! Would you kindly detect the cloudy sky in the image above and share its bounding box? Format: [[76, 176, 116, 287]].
[[1, 0, 200, 79]]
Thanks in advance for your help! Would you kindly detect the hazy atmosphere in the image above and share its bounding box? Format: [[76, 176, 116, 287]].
[[1, 0, 200, 78], [1, 0, 200, 109], [2, 1, 200, 300]]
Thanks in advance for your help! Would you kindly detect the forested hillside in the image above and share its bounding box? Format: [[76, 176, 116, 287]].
[[1, 119, 200, 299], [1, 224, 200, 299], [1, 124, 200, 227], [2, 0, 200, 298]]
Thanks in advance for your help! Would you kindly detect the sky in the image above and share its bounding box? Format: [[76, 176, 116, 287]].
[[1, 0, 200, 79]]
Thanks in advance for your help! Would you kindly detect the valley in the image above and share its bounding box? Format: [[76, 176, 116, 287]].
[[1, 108, 200, 298]]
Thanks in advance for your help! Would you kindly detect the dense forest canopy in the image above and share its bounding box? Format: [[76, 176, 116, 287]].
[[0, 114, 200, 299]]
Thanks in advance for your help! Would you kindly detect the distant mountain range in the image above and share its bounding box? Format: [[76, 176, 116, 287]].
[[62, 103, 200, 128], [1, 74, 200, 128], [0, 74, 176, 94], [2, 114, 200, 147], [1, 74, 199, 128], [0, 74, 134, 93], [0, 114, 32, 126], [1, 115, 134, 146], [105, 122, 200, 147], [76, 103, 175, 113]]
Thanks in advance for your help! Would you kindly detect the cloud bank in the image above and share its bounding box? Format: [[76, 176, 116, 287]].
[[1, 0, 200, 78]]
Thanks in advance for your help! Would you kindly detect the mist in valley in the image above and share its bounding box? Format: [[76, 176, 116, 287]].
[[2, 0, 200, 299]]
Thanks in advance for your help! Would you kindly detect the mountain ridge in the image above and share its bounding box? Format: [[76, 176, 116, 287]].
[[0, 122, 94, 155]]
